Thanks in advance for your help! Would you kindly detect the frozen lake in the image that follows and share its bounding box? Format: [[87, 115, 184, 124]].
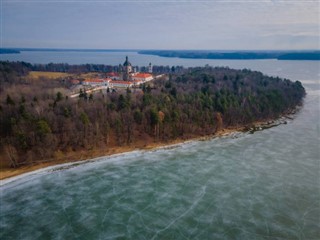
[[1, 53, 319, 239]]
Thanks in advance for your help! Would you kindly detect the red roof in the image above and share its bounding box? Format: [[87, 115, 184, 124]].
[[134, 73, 152, 78], [70, 79, 80, 84]]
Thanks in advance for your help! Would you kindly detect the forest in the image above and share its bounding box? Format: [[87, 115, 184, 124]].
[[0, 61, 305, 168], [0, 61, 178, 75]]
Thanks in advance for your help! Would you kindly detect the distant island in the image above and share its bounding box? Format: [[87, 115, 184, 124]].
[[0, 60, 305, 178], [139, 50, 320, 60]]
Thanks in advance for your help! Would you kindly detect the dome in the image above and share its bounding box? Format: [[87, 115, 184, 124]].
[[123, 56, 132, 66]]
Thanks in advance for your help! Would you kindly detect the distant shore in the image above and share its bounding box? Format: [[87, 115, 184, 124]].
[[0, 49, 20, 54], [1, 48, 319, 60], [138, 50, 320, 61], [0, 116, 289, 181]]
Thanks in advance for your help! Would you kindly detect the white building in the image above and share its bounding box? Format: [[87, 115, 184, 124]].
[[110, 80, 134, 88], [82, 78, 112, 87], [131, 73, 153, 82]]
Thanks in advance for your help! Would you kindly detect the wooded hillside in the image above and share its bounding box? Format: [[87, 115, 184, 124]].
[[0, 61, 305, 168]]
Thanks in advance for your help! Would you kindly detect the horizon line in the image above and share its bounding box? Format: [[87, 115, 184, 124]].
[[1, 47, 319, 52]]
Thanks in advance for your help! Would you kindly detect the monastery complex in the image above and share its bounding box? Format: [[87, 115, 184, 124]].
[[81, 56, 156, 89]]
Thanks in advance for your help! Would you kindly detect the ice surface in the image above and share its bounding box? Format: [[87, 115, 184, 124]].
[[1, 61, 319, 239]]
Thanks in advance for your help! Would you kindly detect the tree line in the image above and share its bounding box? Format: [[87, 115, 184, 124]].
[[0, 60, 181, 77]]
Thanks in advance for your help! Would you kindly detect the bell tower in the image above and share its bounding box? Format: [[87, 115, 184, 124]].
[[148, 62, 152, 73], [123, 56, 132, 80]]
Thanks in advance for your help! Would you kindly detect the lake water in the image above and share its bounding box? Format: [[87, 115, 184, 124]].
[[1, 51, 319, 239]]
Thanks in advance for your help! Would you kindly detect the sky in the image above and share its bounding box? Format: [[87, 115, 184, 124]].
[[1, 0, 319, 50]]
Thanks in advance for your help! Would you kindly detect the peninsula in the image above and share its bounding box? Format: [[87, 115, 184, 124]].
[[0, 59, 305, 179]]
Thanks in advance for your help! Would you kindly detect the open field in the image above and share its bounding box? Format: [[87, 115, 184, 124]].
[[26, 71, 102, 80], [27, 71, 73, 79]]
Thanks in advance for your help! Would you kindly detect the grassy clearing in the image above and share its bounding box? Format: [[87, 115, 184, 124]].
[[27, 71, 73, 80], [27, 71, 102, 80], [78, 72, 102, 78]]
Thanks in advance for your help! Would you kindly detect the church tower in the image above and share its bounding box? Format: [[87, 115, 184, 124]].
[[123, 56, 132, 80], [148, 62, 152, 73]]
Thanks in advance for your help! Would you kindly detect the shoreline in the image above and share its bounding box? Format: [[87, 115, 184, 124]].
[[0, 115, 291, 182]]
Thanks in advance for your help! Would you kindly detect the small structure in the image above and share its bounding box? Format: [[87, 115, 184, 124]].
[[110, 80, 134, 88], [70, 79, 80, 85], [82, 78, 112, 87], [131, 73, 153, 82], [133, 79, 143, 87], [106, 72, 121, 80]]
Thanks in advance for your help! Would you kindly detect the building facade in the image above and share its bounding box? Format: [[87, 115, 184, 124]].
[[82, 78, 112, 87]]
